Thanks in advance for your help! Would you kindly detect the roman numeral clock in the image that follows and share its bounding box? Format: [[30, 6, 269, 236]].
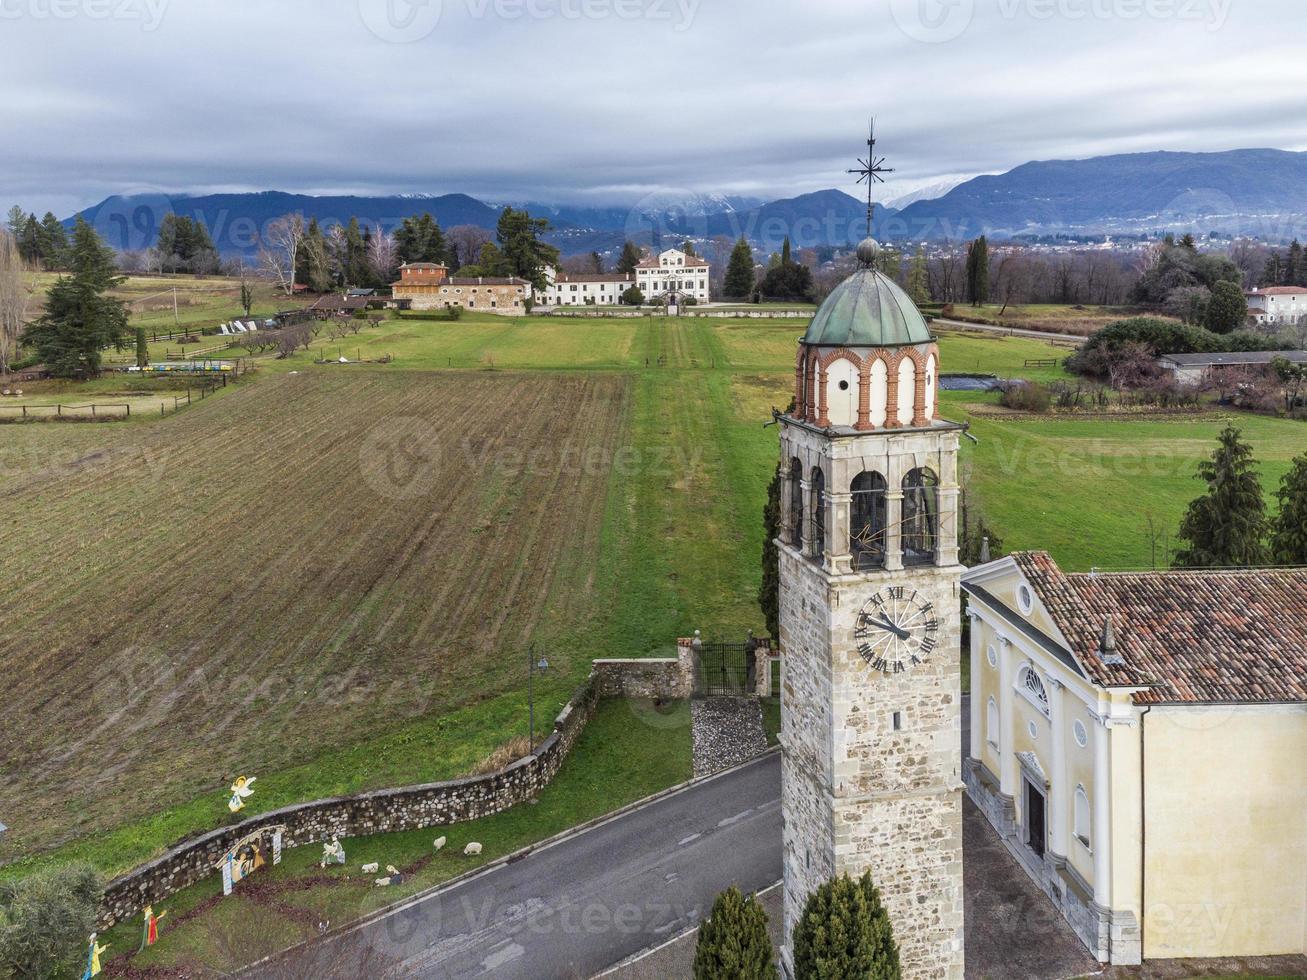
[[776, 131, 966, 980], [855, 588, 940, 675]]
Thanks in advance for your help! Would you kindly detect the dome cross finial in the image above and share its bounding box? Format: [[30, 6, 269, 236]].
[[847, 120, 894, 242]]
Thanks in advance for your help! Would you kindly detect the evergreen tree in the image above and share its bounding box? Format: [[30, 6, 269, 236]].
[[1286, 239, 1303, 287], [5, 205, 25, 240], [18, 214, 41, 265], [621, 285, 645, 306], [155, 213, 217, 274], [792, 872, 901, 980], [1205, 280, 1247, 334], [1261, 252, 1283, 288], [759, 463, 783, 640], [1173, 425, 1269, 568], [297, 218, 333, 293], [759, 260, 814, 301], [682, 240, 698, 258], [692, 885, 778, 980], [616, 240, 643, 275], [965, 236, 989, 306], [135, 326, 149, 368], [495, 207, 560, 290], [1270, 453, 1307, 565], [23, 218, 129, 378], [395, 213, 452, 266], [781, 237, 793, 267], [907, 245, 930, 305], [589, 250, 604, 274], [1180, 232, 1197, 250], [724, 237, 757, 299], [344, 217, 368, 286], [38, 212, 69, 269]]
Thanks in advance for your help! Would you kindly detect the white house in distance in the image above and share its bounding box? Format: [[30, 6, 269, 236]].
[[963, 552, 1307, 966], [636, 248, 711, 303], [536, 248, 712, 307], [1245, 285, 1307, 324]]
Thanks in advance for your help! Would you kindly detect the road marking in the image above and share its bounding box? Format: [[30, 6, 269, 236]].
[[677, 834, 701, 846], [481, 941, 524, 970]]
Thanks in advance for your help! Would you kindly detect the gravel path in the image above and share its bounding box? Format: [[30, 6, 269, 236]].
[[691, 697, 769, 777]]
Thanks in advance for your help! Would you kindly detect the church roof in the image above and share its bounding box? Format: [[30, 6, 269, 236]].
[[802, 267, 932, 348], [1009, 551, 1307, 705]]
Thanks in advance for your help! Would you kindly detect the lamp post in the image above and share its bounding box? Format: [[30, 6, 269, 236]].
[[528, 645, 550, 752]]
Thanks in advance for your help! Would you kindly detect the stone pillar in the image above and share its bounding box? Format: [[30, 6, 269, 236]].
[[1092, 713, 1113, 907], [780, 457, 794, 547], [998, 639, 1017, 799], [1048, 678, 1069, 858], [676, 637, 697, 699], [937, 486, 960, 567], [828, 491, 852, 574], [967, 611, 982, 762], [794, 350, 806, 419], [884, 490, 904, 571]]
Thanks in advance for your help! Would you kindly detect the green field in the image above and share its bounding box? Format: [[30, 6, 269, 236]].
[[4, 308, 1303, 894]]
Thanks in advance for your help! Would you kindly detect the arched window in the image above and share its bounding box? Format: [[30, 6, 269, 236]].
[[1016, 664, 1051, 718], [986, 697, 999, 748], [810, 466, 826, 559], [902, 467, 939, 566], [788, 458, 804, 547], [850, 471, 888, 571], [1074, 785, 1091, 849]]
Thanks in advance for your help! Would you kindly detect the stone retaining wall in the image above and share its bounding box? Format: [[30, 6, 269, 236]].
[[97, 657, 692, 929]]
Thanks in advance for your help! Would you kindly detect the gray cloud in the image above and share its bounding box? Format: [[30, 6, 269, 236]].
[[0, 0, 1301, 215]]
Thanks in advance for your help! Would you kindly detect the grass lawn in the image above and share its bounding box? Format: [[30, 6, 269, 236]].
[[101, 697, 693, 976]]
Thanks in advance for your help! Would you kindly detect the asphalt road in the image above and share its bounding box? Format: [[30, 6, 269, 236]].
[[932, 316, 1087, 345], [307, 753, 782, 980]]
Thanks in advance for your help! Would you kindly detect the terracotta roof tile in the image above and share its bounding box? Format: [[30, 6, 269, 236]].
[[1011, 552, 1307, 705]]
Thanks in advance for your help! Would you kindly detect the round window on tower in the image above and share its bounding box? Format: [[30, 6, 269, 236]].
[[838, 380, 850, 391]]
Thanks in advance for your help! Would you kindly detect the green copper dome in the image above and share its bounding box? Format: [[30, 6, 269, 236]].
[[803, 262, 932, 348]]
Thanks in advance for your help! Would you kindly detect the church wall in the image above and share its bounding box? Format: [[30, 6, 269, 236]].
[[1143, 705, 1307, 958]]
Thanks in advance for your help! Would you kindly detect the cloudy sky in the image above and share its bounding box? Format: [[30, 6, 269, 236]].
[[2, 0, 1303, 217]]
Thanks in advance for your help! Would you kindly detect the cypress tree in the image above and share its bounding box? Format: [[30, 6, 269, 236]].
[[1270, 453, 1307, 565], [135, 327, 149, 368], [724, 237, 757, 299], [781, 237, 793, 266], [1173, 425, 1269, 568], [965, 236, 989, 306], [906, 246, 930, 306], [792, 872, 901, 980], [692, 885, 778, 980]]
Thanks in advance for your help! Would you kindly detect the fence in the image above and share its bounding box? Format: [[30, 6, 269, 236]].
[[0, 402, 131, 421]]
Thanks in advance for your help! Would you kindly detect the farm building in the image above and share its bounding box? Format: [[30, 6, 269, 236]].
[[1157, 350, 1307, 385]]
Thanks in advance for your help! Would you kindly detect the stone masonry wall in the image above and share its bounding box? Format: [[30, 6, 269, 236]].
[[97, 657, 691, 930]]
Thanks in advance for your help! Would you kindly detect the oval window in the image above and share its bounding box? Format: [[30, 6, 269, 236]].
[[1074, 719, 1089, 748], [838, 380, 850, 391]]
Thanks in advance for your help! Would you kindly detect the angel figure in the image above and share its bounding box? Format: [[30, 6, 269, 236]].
[[228, 776, 256, 813], [80, 933, 108, 979]]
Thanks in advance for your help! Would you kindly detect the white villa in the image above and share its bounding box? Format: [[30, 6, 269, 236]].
[[1245, 286, 1307, 325], [537, 248, 712, 308]]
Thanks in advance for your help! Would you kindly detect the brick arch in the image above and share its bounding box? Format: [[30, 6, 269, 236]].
[[817, 347, 866, 372]]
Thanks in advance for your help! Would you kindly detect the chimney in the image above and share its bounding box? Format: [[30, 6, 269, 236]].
[[1099, 616, 1125, 666]]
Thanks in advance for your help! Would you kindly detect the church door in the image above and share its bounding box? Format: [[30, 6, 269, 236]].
[[1025, 780, 1046, 859]]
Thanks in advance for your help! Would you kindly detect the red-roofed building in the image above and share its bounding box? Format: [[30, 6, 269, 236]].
[[1245, 286, 1307, 324], [961, 551, 1307, 965]]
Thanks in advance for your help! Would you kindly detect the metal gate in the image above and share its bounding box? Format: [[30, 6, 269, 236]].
[[696, 640, 756, 696]]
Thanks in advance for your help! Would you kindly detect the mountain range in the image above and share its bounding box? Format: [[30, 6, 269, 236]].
[[71, 148, 1307, 257]]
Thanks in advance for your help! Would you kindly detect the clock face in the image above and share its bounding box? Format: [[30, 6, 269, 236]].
[[854, 587, 940, 674]]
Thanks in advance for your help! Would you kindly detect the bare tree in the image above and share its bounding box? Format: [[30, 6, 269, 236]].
[[447, 224, 491, 268], [367, 223, 399, 284], [0, 229, 33, 375], [929, 240, 963, 303], [260, 213, 306, 297]]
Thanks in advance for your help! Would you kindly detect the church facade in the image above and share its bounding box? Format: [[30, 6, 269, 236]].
[[777, 238, 965, 978], [964, 552, 1307, 964]]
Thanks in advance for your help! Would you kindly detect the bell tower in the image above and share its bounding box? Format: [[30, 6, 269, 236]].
[[777, 228, 966, 977]]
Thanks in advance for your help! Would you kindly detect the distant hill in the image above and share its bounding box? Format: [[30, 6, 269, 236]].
[[68, 148, 1307, 258], [888, 149, 1307, 240]]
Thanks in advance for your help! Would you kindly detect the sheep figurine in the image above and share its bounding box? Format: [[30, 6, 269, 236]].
[[361, 862, 379, 875], [433, 836, 447, 851], [373, 865, 404, 887], [463, 842, 482, 857]]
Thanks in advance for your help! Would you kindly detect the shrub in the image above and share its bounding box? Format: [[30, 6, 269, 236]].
[[444, 304, 463, 321], [621, 286, 645, 306], [0, 863, 103, 980], [998, 381, 1051, 412], [471, 735, 532, 775], [693, 885, 777, 980], [792, 872, 900, 980], [1068, 317, 1292, 379]]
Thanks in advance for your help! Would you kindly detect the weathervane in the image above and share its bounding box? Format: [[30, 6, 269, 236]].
[[848, 121, 894, 239]]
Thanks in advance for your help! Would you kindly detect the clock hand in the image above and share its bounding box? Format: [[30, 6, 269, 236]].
[[872, 616, 911, 641]]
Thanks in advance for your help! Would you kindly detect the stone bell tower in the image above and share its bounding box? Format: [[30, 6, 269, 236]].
[[777, 234, 965, 978]]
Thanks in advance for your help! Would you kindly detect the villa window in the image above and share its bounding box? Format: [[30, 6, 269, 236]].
[[1074, 786, 1092, 850], [986, 697, 999, 748]]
